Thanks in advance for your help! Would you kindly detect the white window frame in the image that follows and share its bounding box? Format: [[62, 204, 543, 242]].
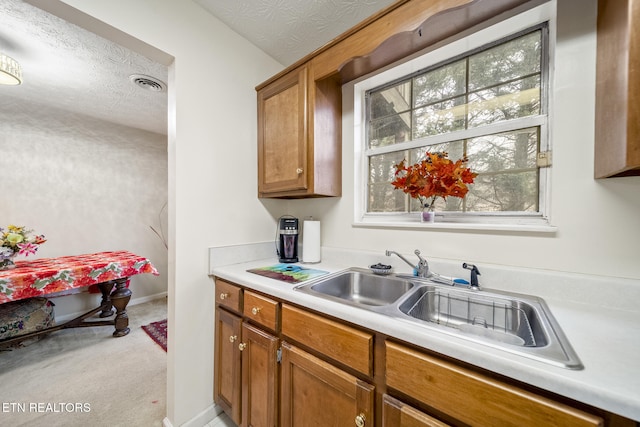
[[353, 3, 556, 233]]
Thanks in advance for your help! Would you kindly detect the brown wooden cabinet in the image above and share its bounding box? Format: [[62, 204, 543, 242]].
[[214, 280, 279, 427], [595, 0, 640, 178], [281, 303, 373, 377], [280, 341, 374, 427], [215, 276, 636, 427], [214, 308, 242, 425], [255, 0, 546, 199], [385, 340, 604, 427], [240, 322, 279, 427], [257, 64, 341, 198]]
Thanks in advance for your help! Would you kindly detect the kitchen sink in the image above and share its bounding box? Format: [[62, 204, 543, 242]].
[[295, 268, 583, 369], [297, 268, 414, 306], [397, 285, 548, 347]]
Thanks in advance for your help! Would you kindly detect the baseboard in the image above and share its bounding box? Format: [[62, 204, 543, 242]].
[[162, 404, 223, 427], [54, 291, 167, 323], [130, 290, 168, 306]]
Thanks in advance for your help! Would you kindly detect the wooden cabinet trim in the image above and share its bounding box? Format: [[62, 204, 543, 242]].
[[281, 304, 373, 377], [385, 340, 604, 427], [258, 0, 545, 88]]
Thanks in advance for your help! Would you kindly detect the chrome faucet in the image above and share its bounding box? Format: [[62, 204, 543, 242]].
[[385, 249, 430, 278]]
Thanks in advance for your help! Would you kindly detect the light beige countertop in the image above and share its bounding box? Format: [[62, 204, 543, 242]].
[[209, 243, 640, 422]]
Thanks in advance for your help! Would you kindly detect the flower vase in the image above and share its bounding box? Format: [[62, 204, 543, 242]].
[[0, 256, 17, 271], [421, 208, 435, 223]]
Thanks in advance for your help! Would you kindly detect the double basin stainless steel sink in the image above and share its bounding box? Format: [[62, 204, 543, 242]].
[[294, 267, 582, 369]]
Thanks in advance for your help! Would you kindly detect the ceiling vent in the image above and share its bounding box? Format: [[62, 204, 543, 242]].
[[129, 74, 166, 92]]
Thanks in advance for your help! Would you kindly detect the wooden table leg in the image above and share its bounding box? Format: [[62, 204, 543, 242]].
[[97, 281, 115, 318], [111, 277, 132, 337]]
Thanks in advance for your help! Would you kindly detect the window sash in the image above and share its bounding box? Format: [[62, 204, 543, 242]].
[[363, 28, 548, 217]]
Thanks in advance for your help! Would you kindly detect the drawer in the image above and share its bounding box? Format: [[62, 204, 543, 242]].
[[215, 279, 242, 313], [385, 341, 603, 427], [382, 394, 451, 427], [281, 304, 373, 377], [243, 290, 279, 331]]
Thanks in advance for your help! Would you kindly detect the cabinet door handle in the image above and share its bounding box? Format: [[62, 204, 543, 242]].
[[229, 335, 237, 343], [238, 343, 247, 351], [251, 307, 261, 315], [355, 413, 366, 427], [296, 168, 303, 174], [219, 292, 229, 300]]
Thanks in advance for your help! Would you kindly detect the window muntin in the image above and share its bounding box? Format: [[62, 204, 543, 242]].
[[364, 27, 547, 217]]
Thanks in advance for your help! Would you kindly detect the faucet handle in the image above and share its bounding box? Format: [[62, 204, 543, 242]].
[[462, 263, 481, 289]]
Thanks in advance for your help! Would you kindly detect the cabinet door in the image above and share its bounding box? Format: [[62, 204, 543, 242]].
[[214, 308, 242, 425], [382, 394, 451, 427], [240, 323, 279, 427], [258, 65, 308, 195], [280, 342, 374, 427], [595, 0, 640, 177]]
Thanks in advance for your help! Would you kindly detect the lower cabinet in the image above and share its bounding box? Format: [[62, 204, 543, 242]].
[[241, 323, 279, 427], [214, 308, 242, 425], [214, 277, 635, 427], [214, 302, 279, 426], [385, 340, 604, 427], [280, 342, 375, 427]]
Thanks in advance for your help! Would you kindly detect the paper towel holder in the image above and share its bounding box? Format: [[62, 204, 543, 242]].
[[302, 217, 321, 264]]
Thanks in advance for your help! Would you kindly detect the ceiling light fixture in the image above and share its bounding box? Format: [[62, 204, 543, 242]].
[[0, 53, 23, 85]]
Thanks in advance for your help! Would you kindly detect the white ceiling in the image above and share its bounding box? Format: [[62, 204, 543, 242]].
[[0, 0, 169, 135], [0, 0, 396, 136], [195, 0, 397, 66]]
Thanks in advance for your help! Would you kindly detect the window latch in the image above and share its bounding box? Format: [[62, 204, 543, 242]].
[[537, 151, 552, 167]]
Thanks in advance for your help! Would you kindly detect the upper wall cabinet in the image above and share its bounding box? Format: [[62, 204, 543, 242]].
[[595, 0, 640, 178], [257, 64, 341, 198], [256, 0, 545, 198]]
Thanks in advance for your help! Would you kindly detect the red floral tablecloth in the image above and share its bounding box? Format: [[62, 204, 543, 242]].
[[0, 251, 159, 304]]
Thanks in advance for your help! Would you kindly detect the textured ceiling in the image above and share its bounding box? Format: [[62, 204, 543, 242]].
[[194, 0, 397, 66], [0, 0, 168, 135], [0, 0, 396, 136]]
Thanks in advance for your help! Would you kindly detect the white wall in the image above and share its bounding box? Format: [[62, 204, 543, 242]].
[[286, 0, 640, 282], [35, 0, 640, 425], [51, 0, 283, 425], [0, 102, 168, 314]]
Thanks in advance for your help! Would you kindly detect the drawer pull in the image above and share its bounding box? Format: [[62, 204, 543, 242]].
[[251, 307, 261, 315], [229, 335, 237, 343], [238, 343, 247, 351], [296, 167, 303, 174], [219, 292, 229, 300], [355, 413, 366, 427]]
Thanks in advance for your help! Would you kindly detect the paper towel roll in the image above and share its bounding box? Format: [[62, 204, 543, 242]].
[[302, 220, 321, 263]]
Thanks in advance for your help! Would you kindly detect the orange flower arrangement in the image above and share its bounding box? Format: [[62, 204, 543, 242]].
[[391, 152, 477, 212]]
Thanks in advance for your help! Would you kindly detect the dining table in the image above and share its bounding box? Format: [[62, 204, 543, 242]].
[[0, 250, 159, 347]]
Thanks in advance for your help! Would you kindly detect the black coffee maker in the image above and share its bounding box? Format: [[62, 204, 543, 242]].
[[278, 217, 299, 263]]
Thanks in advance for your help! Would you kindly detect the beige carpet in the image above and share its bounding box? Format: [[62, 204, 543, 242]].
[[0, 297, 167, 427]]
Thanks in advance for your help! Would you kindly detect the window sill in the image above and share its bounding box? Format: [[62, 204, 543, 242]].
[[353, 216, 558, 234]]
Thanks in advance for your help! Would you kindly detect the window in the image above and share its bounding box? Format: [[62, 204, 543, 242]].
[[354, 5, 554, 229]]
